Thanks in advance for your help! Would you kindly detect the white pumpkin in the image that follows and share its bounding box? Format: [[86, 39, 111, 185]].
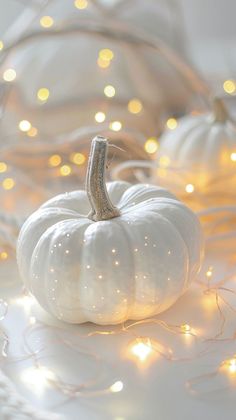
[[156, 98, 236, 196], [17, 136, 203, 325]]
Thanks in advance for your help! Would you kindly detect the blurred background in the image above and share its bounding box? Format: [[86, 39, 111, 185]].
[[0, 0, 235, 223]]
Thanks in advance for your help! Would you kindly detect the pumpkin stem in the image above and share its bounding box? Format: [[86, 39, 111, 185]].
[[86, 136, 120, 222], [212, 97, 228, 123]]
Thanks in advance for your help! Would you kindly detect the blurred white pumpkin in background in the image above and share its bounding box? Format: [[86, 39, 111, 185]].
[[155, 97, 236, 202]]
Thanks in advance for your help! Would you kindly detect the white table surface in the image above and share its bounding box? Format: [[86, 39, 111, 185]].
[[1, 247, 236, 420]]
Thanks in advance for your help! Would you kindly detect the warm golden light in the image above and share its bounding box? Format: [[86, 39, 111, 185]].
[[0, 41, 4, 51], [74, 0, 88, 9], [97, 57, 111, 69], [27, 127, 38, 138], [0, 162, 7, 173], [19, 120, 32, 132], [110, 381, 123, 393], [48, 154, 62, 167], [104, 85, 116, 98], [181, 324, 191, 334], [144, 137, 159, 154], [109, 121, 122, 131], [95, 111, 106, 123], [159, 155, 170, 168], [185, 184, 194, 193], [223, 357, 236, 375], [40, 16, 54, 28], [37, 87, 50, 102], [70, 152, 86, 165], [99, 48, 114, 62], [128, 98, 143, 114], [21, 366, 55, 394], [3, 68, 16, 82], [60, 165, 72, 176], [206, 266, 213, 278], [230, 152, 236, 162], [0, 251, 8, 260], [131, 339, 152, 362], [166, 117, 178, 130], [14, 294, 36, 311], [223, 79, 236, 95], [2, 178, 15, 190]]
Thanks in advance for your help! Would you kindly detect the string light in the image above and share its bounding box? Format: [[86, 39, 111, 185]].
[[2, 178, 15, 190], [14, 294, 36, 312], [206, 266, 213, 278], [180, 324, 191, 334], [159, 155, 170, 168], [19, 120, 32, 132], [131, 338, 153, 362], [223, 357, 236, 374], [223, 80, 236, 95], [40, 16, 54, 28], [27, 127, 38, 138], [99, 49, 114, 61], [109, 381, 123, 393], [60, 165, 72, 176], [166, 117, 178, 130], [48, 154, 62, 167], [230, 152, 236, 162], [0, 41, 4, 51], [97, 57, 110, 69], [37, 88, 50, 102], [104, 85, 116, 98], [0, 162, 7, 173], [144, 137, 159, 154], [74, 0, 88, 9], [128, 98, 143, 114], [3, 68, 16, 82], [109, 121, 122, 131], [70, 152, 86, 165], [185, 184, 194, 193], [0, 251, 8, 260], [95, 112, 106, 123], [21, 366, 56, 394]]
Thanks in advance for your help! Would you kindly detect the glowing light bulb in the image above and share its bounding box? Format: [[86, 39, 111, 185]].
[[166, 118, 178, 130], [99, 49, 114, 62], [27, 127, 38, 138], [159, 155, 170, 168], [181, 324, 191, 334], [223, 80, 236, 95], [128, 98, 143, 114], [144, 137, 159, 154], [185, 184, 194, 193], [228, 358, 236, 374], [3, 68, 16, 82], [131, 339, 153, 362], [70, 152, 86, 165], [0, 41, 4, 51], [104, 85, 116, 98], [21, 366, 55, 394], [48, 154, 61, 167], [110, 381, 123, 393], [0, 162, 7, 173], [60, 165, 72, 176], [19, 120, 32, 132], [37, 88, 50, 102], [97, 57, 111, 68], [0, 251, 8, 260], [231, 152, 236, 162], [95, 112, 106, 123], [40, 16, 54, 28], [74, 0, 88, 9], [2, 178, 15, 190], [109, 121, 122, 131], [206, 266, 213, 278]]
